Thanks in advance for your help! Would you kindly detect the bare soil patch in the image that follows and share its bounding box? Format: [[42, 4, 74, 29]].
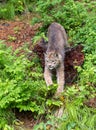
[[0, 20, 40, 49]]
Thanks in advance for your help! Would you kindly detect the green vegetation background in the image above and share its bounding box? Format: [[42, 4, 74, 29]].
[[0, 0, 96, 129]]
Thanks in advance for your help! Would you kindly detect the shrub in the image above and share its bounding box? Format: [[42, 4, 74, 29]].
[[0, 0, 28, 19], [0, 41, 60, 128], [32, 0, 87, 33], [0, 3, 15, 19], [0, 41, 44, 127], [0, 109, 15, 129]]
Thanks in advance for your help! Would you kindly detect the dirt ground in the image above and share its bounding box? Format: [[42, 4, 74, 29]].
[[0, 20, 41, 49]]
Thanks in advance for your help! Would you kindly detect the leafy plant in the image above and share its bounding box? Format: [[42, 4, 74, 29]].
[[0, 109, 15, 129], [34, 84, 96, 130], [34, 103, 96, 130], [0, 0, 30, 19], [0, 41, 61, 128], [0, 3, 15, 19], [8, 35, 17, 41], [32, 0, 87, 33], [9, 0, 25, 14]]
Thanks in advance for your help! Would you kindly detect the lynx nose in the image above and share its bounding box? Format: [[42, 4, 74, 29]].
[[49, 65, 53, 70], [49, 65, 52, 68]]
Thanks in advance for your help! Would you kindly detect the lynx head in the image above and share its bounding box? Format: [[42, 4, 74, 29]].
[[45, 51, 62, 70]]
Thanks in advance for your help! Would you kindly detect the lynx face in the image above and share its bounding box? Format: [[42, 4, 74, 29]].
[[45, 51, 62, 70]]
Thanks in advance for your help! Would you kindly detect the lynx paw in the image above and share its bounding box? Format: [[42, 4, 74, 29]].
[[46, 80, 53, 86], [55, 87, 64, 97]]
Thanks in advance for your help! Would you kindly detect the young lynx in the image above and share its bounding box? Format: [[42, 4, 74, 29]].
[[44, 22, 69, 96]]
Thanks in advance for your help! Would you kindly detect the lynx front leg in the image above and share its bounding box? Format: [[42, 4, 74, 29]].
[[44, 66, 53, 86], [55, 63, 65, 96]]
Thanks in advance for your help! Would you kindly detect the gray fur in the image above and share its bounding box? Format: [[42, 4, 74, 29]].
[[47, 22, 69, 57], [44, 22, 69, 96]]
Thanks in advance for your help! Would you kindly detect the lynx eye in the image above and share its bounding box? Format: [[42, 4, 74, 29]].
[[55, 54, 58, 57]]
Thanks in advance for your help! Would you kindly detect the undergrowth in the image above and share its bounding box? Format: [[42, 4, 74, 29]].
[[0, 41, 61, 129], [0, 0, 28, 19], [0, 41, 43, 128], [0, 0, 96, 130], [32, 0, 96, 129]]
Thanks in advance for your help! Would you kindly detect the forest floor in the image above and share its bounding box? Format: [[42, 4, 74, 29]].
[[0, 19, 41, 129], [0, 19, 96, 129]]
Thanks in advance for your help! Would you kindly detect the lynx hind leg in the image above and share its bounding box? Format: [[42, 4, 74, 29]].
[[44, 66, 53, 86], [55, 63, 65, 96]]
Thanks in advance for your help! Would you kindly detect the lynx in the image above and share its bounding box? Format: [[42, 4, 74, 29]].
[[44, 22, 69, 96]]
